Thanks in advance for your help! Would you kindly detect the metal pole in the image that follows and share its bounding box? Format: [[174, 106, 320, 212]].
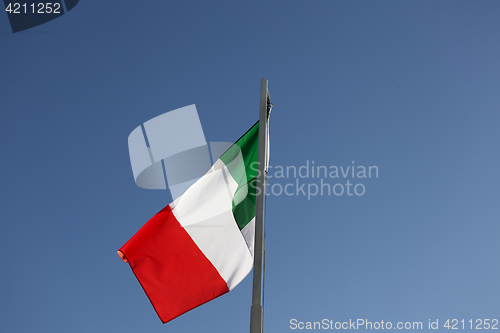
[[250, 78, 269, 333]]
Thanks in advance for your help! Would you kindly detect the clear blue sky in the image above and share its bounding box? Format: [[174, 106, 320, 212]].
[[1, 1, 500, 332]]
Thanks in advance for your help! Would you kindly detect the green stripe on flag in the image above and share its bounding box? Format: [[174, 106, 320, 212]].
[[232, 178, 257, 230], [220, 122, 259, 230]]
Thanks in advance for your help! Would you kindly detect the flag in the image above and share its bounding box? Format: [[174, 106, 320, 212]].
[[118, 121, 260, 323]]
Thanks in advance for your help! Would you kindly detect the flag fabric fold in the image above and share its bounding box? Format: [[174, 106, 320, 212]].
[[118, 121, 260, 323]]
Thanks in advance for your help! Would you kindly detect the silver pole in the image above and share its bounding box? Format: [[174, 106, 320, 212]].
[[250, 78, 269, 333]]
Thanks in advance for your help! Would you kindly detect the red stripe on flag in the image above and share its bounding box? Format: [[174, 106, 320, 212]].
[[119, 205, 229, 323]]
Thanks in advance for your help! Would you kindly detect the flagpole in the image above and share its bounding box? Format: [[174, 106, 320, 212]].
[[250, 78, 270, 333]]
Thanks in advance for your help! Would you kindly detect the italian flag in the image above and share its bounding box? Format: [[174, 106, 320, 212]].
[[118, 121, 260, 323]]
